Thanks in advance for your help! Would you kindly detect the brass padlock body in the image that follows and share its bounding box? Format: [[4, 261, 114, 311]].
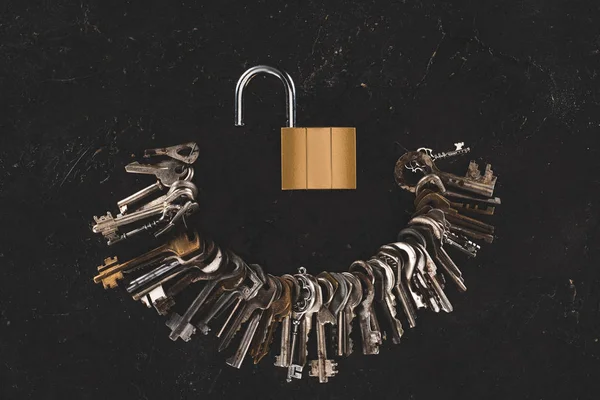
[[281, 127, 356, 190]]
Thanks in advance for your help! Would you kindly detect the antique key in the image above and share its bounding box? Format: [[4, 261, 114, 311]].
[[93, 232, 201, 289], [320, 272, 350, 356], [367, 258, 405, 344], [395, 151, 498, 198], [143, 142, 199, 164], [339, 272, 361, 356], [274, 275, 301, 368], [350, 270, 381, 355], [235, 65, 356, 190]]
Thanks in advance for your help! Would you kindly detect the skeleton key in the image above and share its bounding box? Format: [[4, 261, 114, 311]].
[[309, 277, 338, 383], [118, 159, 192, 214], [395, 151, 498, 198], [226, 276, 280, 369], [166, 253, 240, 342], [251, 277, 292, 364], [350, 270, 381, 355], [286, 272, 317, 382], [377, 244, 419, 328], [294, 275, 322, 381], [143, 142, 200, 164], [339, 272, 361, 356], [367, 258, 404, 344], [93, 232, 201, 289], [219, 274, 283, 353], [197, 259, 265, 335], [415, 174, 501, 206]]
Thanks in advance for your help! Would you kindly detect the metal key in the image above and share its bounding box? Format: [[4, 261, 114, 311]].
[[319, 272, 350, 356], [309, 277, 338, 383], [291, 275, 322, 381], [251, 277, 292, 364], [143, 142, 200, 164], [226, 276, 280, 368], [93, 232, 201, 289], [118, 159, 192, 214], [368, 258, 404, 344], [411, 242, 453, 313], [166, 253, 240, 342], [274, 275, 301, 368], [350, 270, 381, 355], [339, 272, 361, 356]]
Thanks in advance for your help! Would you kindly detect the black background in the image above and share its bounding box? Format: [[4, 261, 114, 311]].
[[1, 0, 600, 399]]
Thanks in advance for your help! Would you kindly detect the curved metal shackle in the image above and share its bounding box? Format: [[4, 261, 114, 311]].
[[234, 65, 297, 128]]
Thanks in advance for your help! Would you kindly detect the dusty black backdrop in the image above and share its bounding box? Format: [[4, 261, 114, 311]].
[[1, 1, 600, 399]]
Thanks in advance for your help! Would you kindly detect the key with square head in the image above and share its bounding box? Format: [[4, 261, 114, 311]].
[[251, 276, 292, 364], [377, 244, 419, 328], [166, 253, 242, 342], [350, 270, 381, 355], [367, 258, 405, 344], [286, 272, 318, 382], [197, 260, 265, 335], [226, 276, 280, 369], [274, 275, 301, 368], [338, 272, 361, 356], [219, 273, 283, 353], [118, 159, 192, 214], [309, 276, 338, 383], [93, 231, 201, 289], [143, 142, 200, 165]]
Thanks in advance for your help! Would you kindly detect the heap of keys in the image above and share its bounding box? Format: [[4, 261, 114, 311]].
[[90, 141, 501, 384], [91, 142, 200, 245]]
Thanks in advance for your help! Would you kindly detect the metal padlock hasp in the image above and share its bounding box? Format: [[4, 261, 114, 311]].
[[235, 65, 357, 190]]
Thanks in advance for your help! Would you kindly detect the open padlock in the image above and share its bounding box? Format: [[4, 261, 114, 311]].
[[235, 65, 356, 190]]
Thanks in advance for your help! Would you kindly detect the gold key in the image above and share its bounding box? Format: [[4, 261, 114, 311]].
[[93, 232, 201, 289]]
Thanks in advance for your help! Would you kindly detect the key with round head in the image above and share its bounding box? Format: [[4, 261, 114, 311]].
[[225, 276, 280, 369], [367, 258, 405, 344], [319, 272, 350, 356], [339, 272, 361, 356], [350, 269, 381, 355], [143, 142, 199, 165], [309, 277, 338, 383], [274, 275, 300, 368]]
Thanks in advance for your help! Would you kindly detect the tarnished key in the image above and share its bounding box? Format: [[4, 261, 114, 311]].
[[226, 276, 280, 369], [320, 272, 349, 356], [93, 232, 201, 289], [339, 272, 361, 356], [395, 151, 498, 198], [251, 277, 292, 364], [414, 174, 501, 205], [415, 194, 495, 234], [143, 142, 200, 164], [309, 277, 338, 383], [351, 270, 381, 355], [118, 159, 192, 214], [412, 243, 453, 313], [197, 260, 265, 334], [377, 244, 419, 328], [368, 258, 404, 344], [166, 253, 241, 342], [219, 274, 281, 352], [274, 275, 300, 368]]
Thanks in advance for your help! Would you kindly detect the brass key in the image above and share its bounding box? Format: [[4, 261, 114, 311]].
[[93, 232, 201, 289]]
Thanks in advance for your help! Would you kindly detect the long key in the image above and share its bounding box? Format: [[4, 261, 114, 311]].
[[412, 243, 453, 312], [295, 275, 322, 377], [251, 277, 292, 364], [368, 258, 404, 344], [351, 271, 381, 355], [219, 276, 279, 352], [226, 276, 280, 368], [166, 254, 240, 342], [339, 272, 361, 356], [321, 272, 350, 356], [309, 304, 338, 383], [274, 275, 300, 368], [93, 232, 201, 289]]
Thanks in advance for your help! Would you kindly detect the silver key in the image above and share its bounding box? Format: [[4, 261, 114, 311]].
[[118, 159, 192, 214], [143, 142, 200, 164], [309, 277, 338, 383], [368, 258, 405, 344], [339, 272, 361, 356], [350, 269, 381, 355]]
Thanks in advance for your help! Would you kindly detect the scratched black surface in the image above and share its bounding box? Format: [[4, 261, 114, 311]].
[[1, 1, 600, 399]]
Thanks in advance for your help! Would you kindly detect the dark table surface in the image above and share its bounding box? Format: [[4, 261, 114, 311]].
[[1, 1, 600, 399]]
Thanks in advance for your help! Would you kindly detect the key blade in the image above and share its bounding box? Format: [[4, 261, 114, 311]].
[[144, 142, 199, 164]]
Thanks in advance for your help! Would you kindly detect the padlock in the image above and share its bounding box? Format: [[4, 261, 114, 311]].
[[234, 65, 356, 190]]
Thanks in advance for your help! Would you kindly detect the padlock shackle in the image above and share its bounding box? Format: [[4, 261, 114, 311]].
[[234, 65, 296, 128]]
